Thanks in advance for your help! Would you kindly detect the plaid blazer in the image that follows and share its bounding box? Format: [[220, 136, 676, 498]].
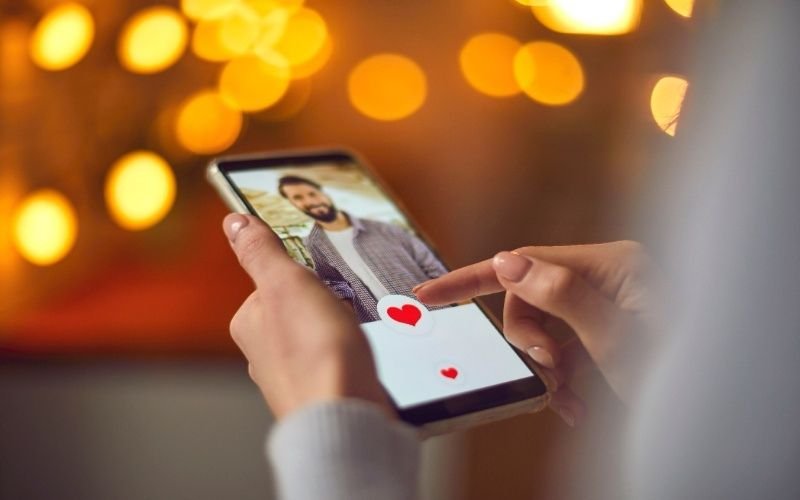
[[305, 213, 448, 323]]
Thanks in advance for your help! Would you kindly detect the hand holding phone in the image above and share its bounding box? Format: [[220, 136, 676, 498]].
[[223, 213, 392, 419]]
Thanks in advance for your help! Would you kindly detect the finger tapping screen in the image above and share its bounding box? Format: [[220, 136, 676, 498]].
[[227, 159, 534, 409]]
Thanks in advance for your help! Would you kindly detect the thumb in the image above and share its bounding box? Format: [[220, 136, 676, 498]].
[[223, 213, 293, 289], [492, 251, 628, 368]]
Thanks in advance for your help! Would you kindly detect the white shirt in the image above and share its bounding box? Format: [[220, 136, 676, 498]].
[[325, 227, 391, 300]]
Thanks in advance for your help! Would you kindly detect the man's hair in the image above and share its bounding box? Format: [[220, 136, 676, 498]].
[[277, 175, 322, 198]]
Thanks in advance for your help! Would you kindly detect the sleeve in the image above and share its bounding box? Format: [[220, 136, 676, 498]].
[[267, 399, 421, 500], [308, 241, 357, 301], [403, 229, 448, 280]]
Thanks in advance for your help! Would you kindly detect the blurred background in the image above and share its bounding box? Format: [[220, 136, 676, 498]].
[[0, 0, 699, 498]]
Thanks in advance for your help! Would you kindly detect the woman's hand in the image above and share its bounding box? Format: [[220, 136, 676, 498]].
[[223, 214, 391, 419], [415, 241, 658, 426]]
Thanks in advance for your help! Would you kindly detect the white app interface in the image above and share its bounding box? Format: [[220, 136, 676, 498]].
[[364, 295, 533, 408]]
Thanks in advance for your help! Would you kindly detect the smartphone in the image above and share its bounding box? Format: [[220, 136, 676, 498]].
[[207, 149, 547, 434]]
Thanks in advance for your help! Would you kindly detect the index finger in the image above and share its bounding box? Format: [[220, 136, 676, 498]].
[[414, 258, 502, 305], [416, 242, 635, 305]]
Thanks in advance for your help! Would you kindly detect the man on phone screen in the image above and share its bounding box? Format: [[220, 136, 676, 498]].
[[278, 175, 447, 323]]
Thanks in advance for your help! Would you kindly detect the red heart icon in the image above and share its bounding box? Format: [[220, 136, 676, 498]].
[[387, 304, 422, 326], [440, 367, 459, 379]]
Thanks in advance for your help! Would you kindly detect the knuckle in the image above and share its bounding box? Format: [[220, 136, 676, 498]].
[[538, 265, 578, 305]]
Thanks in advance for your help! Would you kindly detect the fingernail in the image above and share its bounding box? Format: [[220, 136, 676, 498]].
[[527, 346, 556, 369], [224, 214, 249, 242], [412, 281, 431, 294], [493, 251, 532, 283], [556, 406, 576, 427]]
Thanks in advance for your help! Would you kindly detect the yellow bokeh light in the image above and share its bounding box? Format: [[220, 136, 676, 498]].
[[12, 189, 78, 266], [219, 54, 291, 111], [288, 36, 332, 79], [513, 41, 584, 106], [273, 7, 327, 68], [459, 33, 521, 98], [650, 75, 688, 136], [30, 3, 94, 71], [347, 54, 427, 121], [176, 90, 243, 154], [664, 0, 694, 18], [251, 8, 291, 57], [105, 151, 177, 230], [119, 7, 188, 74], [192, 18, 237, 62], [219, 4, 262, 55], [252, 78, 312, 122], [181, 0, 239, 21], [246, 0, 304, 15], [532, 0, 641, 35]]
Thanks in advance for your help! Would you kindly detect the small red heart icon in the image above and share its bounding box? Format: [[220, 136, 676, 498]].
[[387, 304, 422, 326], [440, 367, 458, 379]]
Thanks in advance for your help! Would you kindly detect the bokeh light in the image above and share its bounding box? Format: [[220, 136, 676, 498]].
[[118, 6, 188, 74], [176, 90, 243, 154], [252, 78, 312, 122], [273, 7, 328, 69], [288, 36, 332, 79], [532, 0, 641, 35], [191, 17, 237, 62], [105, 151, 177, 230], [218, 4, 262, 55], [249, 0, 305, 15], [219, 53, 291, 111], [514, 41, 584, 106], [30, 3, 94, 71], [251, 7, 291, 50], [347, 54, 427, 121], [459, 33, 521, 98], [650, 75, 688, 136], [12, 189, 78, 266], [181, 0, 239, 21], [664, 0, 694, 18]]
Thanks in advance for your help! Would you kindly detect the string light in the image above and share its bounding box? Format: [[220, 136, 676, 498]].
[[12, 190, 78, 266], [514, 41, 585, 106], [119, 6, 188, 74], [273, 7, 328, 69], [460, 33, 521, 97], [532, 0, 641, 35], [176, 90, 243, 154], [664, 0, 694, 18], [650, 75, 688, 136], [347, 54, 427, 121], [30, 3, 94, 71], [105, 151, 177, 230], [219, 53, 291, 111]]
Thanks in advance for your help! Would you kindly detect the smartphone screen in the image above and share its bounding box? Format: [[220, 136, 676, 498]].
[[214, 151, 544, 422]]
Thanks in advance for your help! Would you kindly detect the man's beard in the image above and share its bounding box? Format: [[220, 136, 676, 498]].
[[304, 203, 338, 223]]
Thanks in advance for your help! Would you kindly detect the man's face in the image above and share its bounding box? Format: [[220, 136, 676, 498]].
[[282, 183, 338, 222]]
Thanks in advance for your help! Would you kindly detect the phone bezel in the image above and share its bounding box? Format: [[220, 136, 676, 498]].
[[209, 148, 547, 426]]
